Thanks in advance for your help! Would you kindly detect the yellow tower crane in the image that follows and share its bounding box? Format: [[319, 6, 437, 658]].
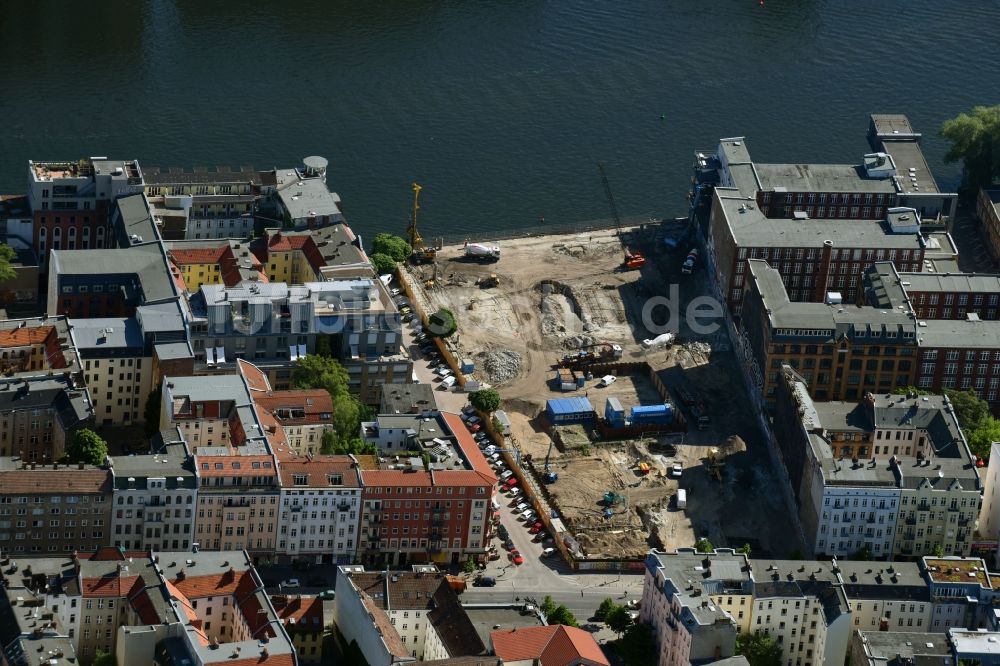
[[407, 182, 437, 264]]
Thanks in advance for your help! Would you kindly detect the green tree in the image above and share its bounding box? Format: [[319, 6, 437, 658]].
[[967, 416, 1000, 460], [92, 651, 117, 666], [294, 355, 374, 453], [321, 430, 337, 455], [605, 604, 632, 636], [540, 596, 578, 627], [738, 543, 752, 557], [315, 335, 333, 358], [596, 597, 617, 621], [469, 388, 501, 414], [427, 308, 457, 338], [932, 543, 946, 558], [463, 556, 476, 574], [736, 632, 783, 666], [0, 244, 17, 282], [143, 386, 163, 438], [371, 233, 412, 263], [694, 538, 713, 553], [892, 386, 930, 396], [940, 105, 1000, 189], [370, 252, 397, 276], [616, 623, 657, 666], [66, 429, 108, 466], [293, 355, 350, 399], [945, 389, 991, 433]]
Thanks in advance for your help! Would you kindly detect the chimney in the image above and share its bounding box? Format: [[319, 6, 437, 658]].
[[176, 568, 186, 581], [78, 462, 85, 470]]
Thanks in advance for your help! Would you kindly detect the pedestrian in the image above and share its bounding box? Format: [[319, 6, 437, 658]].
[[581, 589, 584, 598]]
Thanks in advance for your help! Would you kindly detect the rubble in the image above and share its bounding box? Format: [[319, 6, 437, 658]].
[[480, 348, 523, 384]]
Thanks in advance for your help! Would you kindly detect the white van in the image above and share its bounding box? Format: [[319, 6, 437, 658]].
[[676, 489, 687, 509]]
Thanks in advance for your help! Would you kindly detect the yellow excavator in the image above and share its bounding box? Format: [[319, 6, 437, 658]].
[[408, 182, 437, 265]]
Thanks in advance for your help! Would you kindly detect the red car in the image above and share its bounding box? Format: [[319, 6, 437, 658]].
[[467, 423, 481, 432], [529, 522, 543, 534], [510, 549, 524, 565], [504, 477, 518, 488]]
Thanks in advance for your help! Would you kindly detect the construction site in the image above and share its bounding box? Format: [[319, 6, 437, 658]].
[[398, 176, 798, 560]]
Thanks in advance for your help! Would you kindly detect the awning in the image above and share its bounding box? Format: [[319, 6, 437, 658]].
[[205, 347, 216, 366], [215, 347, 226, 364], [289, 345, 298, 361], [297, 343, 307, 359]]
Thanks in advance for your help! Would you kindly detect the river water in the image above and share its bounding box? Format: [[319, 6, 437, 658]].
[[1, 1, 997, 238]]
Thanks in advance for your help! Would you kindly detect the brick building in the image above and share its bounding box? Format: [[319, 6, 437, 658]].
[[978, 188, 1000, 262], [357, 412, 497, 567], [0, 461, 112, 556]]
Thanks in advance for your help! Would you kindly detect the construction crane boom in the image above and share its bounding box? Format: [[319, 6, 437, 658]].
[[597, 163, 645, 270], [406, 182, 436, 264]]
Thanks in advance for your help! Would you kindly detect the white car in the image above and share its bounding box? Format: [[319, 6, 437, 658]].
[[670, 463, 683, 478], [508, 488, 521, 498], [516, 502, 530, 513], [597, 375, 617, 387], [500, 470, 514, 480], [282, 579, 300, 588], [542, 547, 557, 557], [436, 367, 453, 378], [522, 509, 537, 521], [484, 445, 497, 456]]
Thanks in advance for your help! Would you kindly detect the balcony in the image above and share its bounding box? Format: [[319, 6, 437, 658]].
[[337, 503, 351, 512], [905, 516, 917, 525], [917, 502, 931, 511]]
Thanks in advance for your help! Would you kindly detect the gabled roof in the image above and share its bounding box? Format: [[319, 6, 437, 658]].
[[491, 625, 609, 666]]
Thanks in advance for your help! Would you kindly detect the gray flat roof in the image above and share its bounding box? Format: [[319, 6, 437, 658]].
[[756, 163, 897, 194], [647, 550, 752, 626], [870, 114, 918, 138], [110, 447, 197, 489], [276, 173, 342, 220], [380, 383, 438, 415], [143, 165, 265, 185], [899, 271, 1000, 294], [116, 193, 159, 245], [717, 190, 924, 249], [70, 317, 144, 350], [52, 242, 178, 303], [882, 139, 940, 194], [919, 318, 1000, 349], [856, 630, 951, 661], [463, 607, 544, 648]]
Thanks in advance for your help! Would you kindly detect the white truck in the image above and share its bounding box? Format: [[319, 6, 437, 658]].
[[681, 248, 698, 274], [464, 242, 501, 261], [641, 332, 675, 349], [676, 488, 687, 509]]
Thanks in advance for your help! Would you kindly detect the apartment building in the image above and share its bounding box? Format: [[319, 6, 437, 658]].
[[922, 556, 1000, 632], [277, 455, 362, 564], [254, 390, 333, 456], [0, 547, 297, 666], [194, 454, 281, 558], [773, 366, 982, 558], [835, 561, 931, 633], [850, 631, 952, 666], [978, 188, 1000, 262], [108, 428, 199, 552], [866, 264, 1000, 321], [160, 373, 251, 451], [186, 277, 410, 401], [490, 625, 609, 666], [357, 412, 497, 567], [740, 259, 919, 406], [639, 549, 745, 665], [333, 565, 485, 663], [271, 594, 325, 664], [978, 442, 1000, 567], [0, 460, 112, 556], [0, 317, 92, 461], [271, 157, 344, 230], [27, 157, 145, 267], [143, 165, 263, 240], [166, 238, 267, 292], [255, 225, 372, 283]]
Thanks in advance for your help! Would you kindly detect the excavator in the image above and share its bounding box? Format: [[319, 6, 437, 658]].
[[598, 163, 645, 270], [407, 182, 437, 265]]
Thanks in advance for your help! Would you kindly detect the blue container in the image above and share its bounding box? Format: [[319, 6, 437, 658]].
[[630, 403, 674, 425], [605, 397, 626, 428], [460, 358, 475, 374], [546, 397, 596, 425]]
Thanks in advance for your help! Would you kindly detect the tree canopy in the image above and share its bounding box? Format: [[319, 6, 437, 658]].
[[92, 651, 117, 666], [541, 595, 579, 627], [736, 632, 783, 666], [427, 308, 457, 338], [694, 538, 714, 553], [945, 389, 991, 432], [371, 233, 412, 263], [968, 417, 1000, 460], [940, 105, 1000, 189], [596, 597, 617, 621], [0, 244, 16, 282], [370, 252, 397, 276], [604, 604, 632, 636], [66, 429, 109, 466], [294, 355, 374, 454], [469, 388, 501, 414]]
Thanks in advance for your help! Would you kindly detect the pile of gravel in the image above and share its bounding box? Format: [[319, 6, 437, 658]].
[[481, 349, 523, 384]]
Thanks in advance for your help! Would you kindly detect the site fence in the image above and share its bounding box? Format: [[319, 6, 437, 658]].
[[434, 214, 663, 247]]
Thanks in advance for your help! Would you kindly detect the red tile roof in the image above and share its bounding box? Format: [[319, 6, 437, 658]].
[[81, 574, 141, 598], [272, 595, 323, 632], [238, 359, 272, 393], [225, 656, 295, 666], [254, 390, 333, 424], [0, 469, 111, 494], [442, 412, 498, 484], [491, 625, 609, 666], [0, 326, 54, 348], [277, 455, 361, 488], [361, 594, 409, 658], [169, 247, 228, 265], [171, 570, 245, 599]]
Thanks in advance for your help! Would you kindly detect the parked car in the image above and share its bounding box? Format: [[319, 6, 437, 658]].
[[511, 551, 524, 566], [402, 313, 414, 323], [436, 367, 453, 377], [597, 375, 617, 387], [463, 405, 476, 416], [516, 502, 529, 513], [542, 547, 557, 558], [582, 623, 602, 633], [282, 579, 300, 588], [522, 509, 537, 521], [504, 477, 518, 488], [474, 576, 497, 587], [469, 423, 482, 433], [484, 445, 497, 456], [529, 522, 543, 534], [391, 288, 402, 296], [500, 470, 514, 481], [466, 415, 482, 426], [508, 488, 521, 498], [670, 463, 683, 478]]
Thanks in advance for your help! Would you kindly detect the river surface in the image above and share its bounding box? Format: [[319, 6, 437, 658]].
[[1, 1, 997, 238]]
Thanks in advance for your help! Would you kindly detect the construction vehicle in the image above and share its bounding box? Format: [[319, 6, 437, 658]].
[[681, 248, 698, 274], [706, 448, 725, 482], [641, 332, 675, 349], [477, 273, 499, 288], [464, 242, 501, 261], [555, 343, 623, 369], [603, 491, 625, 506], [598, 163, 645, 270], [407, 182, 437, 264]]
